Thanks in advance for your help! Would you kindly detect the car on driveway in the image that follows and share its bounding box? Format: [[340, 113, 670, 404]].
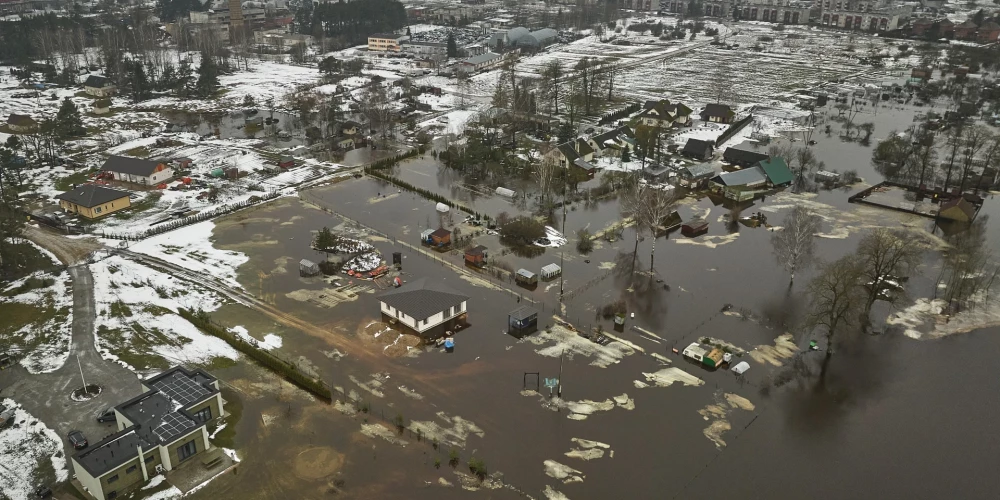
[[97, 407, 116, 423], [68, 430, 88, 449]]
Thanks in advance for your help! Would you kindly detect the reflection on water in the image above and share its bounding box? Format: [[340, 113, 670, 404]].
[[162, 110, 307, 147]]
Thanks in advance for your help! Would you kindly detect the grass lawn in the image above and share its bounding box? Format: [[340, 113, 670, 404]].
[[208, 387, 243, 449], [113, 192, 161, 220], [53, 170, 93, 192], [123, 145, 151, 157], [1, 242, 62, 282]]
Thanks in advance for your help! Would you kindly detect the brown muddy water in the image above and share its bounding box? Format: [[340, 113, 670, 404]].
[[192, 96, 1000, 499]]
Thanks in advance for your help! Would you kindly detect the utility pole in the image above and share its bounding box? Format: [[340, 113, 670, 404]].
[[557, 349, 564, 397], [559, 171, 567, 300], [77, 354, 89, 394]]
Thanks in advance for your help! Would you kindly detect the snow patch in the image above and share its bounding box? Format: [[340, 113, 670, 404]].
[[0, 399, 68, 500]]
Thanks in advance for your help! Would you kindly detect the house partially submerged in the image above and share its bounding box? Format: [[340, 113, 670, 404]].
[[757, 157, 793, 187], [378, 278, 469, 338], [723, 143, 769, 167], [429, 228, 452, 247], [508, 306, 538, 336], [540, 263, 561, 280], [6, 113, 37, 132], [515, 268, 538, 286], [681, 138, 714, 160], [100, 156, 174, 187], [546, 139, 595, 169], [56, 184, 131, 219], [464, 245, 488, 267], [84, 75, 116, 97], [637, 99, 692, 128], [700, 103, 735, 124], [938, 197, 977, 222], [71, 367, 227, 500], [299, 259, 319, 276], [710, 166, 767, 201], [678, 162, 717, 189]]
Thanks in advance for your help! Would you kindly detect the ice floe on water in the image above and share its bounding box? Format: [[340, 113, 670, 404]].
[[522, 390, 634, 420], [0, 399, 68, 500], [523, 322, 635, 368], [544, 485, 572, 500], [408, 412, 484, 449], [749, 333, 798, 367], [350, 373, 389, 398], [544, 460, 585, 483], [698, 392, 756, 448], [565, 438, 612, 461], [636, 367, 704, 388], [674, 233, 739, 249], [535, 226, 568, 248], [360, 423, 407, 446], [887, 294, 1000, 339]]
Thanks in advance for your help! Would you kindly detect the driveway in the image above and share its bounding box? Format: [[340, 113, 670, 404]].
[[1, 242, 142, 467]]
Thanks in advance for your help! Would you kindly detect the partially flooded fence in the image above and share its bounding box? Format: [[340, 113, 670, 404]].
[[103, 190, 281, 241], [179, 308, 333, 402]]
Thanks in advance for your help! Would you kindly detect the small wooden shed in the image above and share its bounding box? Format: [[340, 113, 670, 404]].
[[464, 245, 488, 267], [515, 268, 538, 286], [508, 306, 539, 337], [299, 259, 319, 276], [430, 228, 452, 247]]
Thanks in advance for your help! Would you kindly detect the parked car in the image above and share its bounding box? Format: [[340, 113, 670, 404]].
[[34, 486, 52, 499], [0, 408, 15, 429], [68, 430, 88, 449], [97, 408, 116, 423]]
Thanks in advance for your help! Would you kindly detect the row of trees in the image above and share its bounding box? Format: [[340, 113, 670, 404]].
[[537, 57, 621, 122], [873, 122, 1000, 193], [301, 0, 407, 47]]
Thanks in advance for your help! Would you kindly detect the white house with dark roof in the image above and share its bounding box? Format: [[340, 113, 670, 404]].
[[378, 278, 469, 338], [84, 75, 116, 97], [72, 367, 227, 500], [100, 155, 174, 186]]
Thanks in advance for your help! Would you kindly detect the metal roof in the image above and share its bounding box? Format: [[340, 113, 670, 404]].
[[713, 166, 767, 187], [377, 278, 468, 320], [55, 184, 130, 208], [101, 155, 164, 176], [509, 305, 538, 321], [462, 52, 502, 66], [541, 263, 561, 274], [759, 157, 793, 186], [683, 162, 716, 178]]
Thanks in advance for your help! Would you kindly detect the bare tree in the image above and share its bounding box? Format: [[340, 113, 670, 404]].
[[856, 229, 922, 327], [958, 124, 990, 193], [360, 84, 395, 140], [771, 206, 821, 286], [636, 187, 676, 274], [533, 157, 559, 209], [806, 256, 865, 380], [539, 60, 564, 116], [617, 172, 644, 275], [974, 132, 1000, 192], [938, 217, 1000, 308]]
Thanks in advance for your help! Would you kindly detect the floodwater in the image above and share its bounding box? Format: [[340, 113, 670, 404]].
[[195, 94, 1000, 499], [161, 110, 307, 147]]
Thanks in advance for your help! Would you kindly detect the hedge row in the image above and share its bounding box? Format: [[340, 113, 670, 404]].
[[178, 308, 333, 402], [364, 168, 491, 222], [715, 114, 755, 147], [365, 146, 425, 172], [598, 103, 641, 125], [104, 191, 281, 241]]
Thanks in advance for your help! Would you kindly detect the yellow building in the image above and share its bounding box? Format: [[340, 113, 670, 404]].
[[56, 184, 131, 219], [368, 33, 402, 51]]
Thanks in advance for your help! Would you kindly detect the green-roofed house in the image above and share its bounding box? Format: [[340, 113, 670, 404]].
[[758, 157, 793, 188]]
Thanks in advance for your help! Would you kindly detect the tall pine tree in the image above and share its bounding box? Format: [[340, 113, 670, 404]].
[[196, 53, 220, 98], [55, 98, 85, 139], [446, 31, 458, 58], [131, 63, 150, 103]]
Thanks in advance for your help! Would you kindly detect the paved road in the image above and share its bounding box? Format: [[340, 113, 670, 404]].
[[1, 253, 141, 471]]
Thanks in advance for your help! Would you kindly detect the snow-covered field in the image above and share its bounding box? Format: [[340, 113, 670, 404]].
[[90, 255, 240, 372], [0, 242, 72, 374], [127, 220, 247, 288], [0, 399, 68, 500]]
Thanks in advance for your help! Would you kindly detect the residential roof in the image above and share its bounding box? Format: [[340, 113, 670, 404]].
[[701, 103, 734, 119], [557, 142, 580, 162], [723, 144, 769, 164], [299, 258, 317, 267], [94, 98, 112, 108], [573, 158, 595, 171], [465, 245, 487, 256], [370, 33, 402, 39], [712, 166, 767, 186], [72, 427, 143, 478], [84, 75, 111, 88], [463, 52, 502, 65], [101, 155, 164, 176], [55, 184, 130, 208], [541, 263, 561, 274], [377, 277, 469, 320], [683, 162, 717, 178], [575, 138, 594, 156], [759, 157, 793, 186], [980, 21, 1000, 30], [591, 126, 634, 149], [509, 305, 538, 321], [939, 197, 976, 221], [431, 228, 451, 238], [6, 113, 36, 126], [682, 138, 714, 158]]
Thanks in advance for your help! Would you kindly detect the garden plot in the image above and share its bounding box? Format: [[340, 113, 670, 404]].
[[0, 399, 68, 500], [90, 255, 240, 372], [0, 265, 72, 374]]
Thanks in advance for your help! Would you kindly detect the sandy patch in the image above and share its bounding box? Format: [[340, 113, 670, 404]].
[[749, 333, 797, 366], [524, 320, 636, 368], [360, 423, 408, 446], [675, 233, 740, 249], [544, 485, 571, 500], [725, 393, 755, 411], [350, 373, 389, 398], [598, 261, 616, 270], [522, 391, 633, 420], [398, 385, 424, 400], [271, 256, 292, 274], [565, 438, 611, 461], [292, 446, 345, 480], [698, 392, 756, 448], [703, 420, 732, 448]]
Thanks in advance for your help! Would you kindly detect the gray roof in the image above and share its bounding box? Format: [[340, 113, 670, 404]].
[[72, 427, 143, 478], [101, 155, 164, 176], [683, 162, 716, 179], [7, 113, 36, 126], [378, 278, 468, 320], [723, 144, 769, 164], [463, 52, 502, 66], [701, 103, 734, 119], [519, 28, 557, 46], [505, 27, 530, 44], [573, 158, 595, 170], [55, 184, 130, 208], [84, 75, 112, 88], [682, 138, 714, 158], [712, 166, 767, 186], [509, 305, 538, 321]]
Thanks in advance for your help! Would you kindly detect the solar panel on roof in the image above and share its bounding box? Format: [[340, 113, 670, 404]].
[[153, 412, 195, 442], [154, 373, 210, 405]]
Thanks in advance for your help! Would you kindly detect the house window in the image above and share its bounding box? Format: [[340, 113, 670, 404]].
[[95, 206, 102, 214], [178, 440, 198, 462], [193, 406, 213, 423], [145, 455, 155, 464], [126, 465, 137, 474], [107, 474, 119, 484]]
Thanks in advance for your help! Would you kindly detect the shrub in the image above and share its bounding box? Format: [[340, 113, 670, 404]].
[[598, 299, 627, 319], [499, 216, 546, 247], [448, 448, 460, 467], [576, 228, 594, 254], [468, 457, 487, 479]]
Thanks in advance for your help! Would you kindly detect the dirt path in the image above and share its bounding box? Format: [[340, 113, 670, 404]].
[[22, 225, 102, 266]]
